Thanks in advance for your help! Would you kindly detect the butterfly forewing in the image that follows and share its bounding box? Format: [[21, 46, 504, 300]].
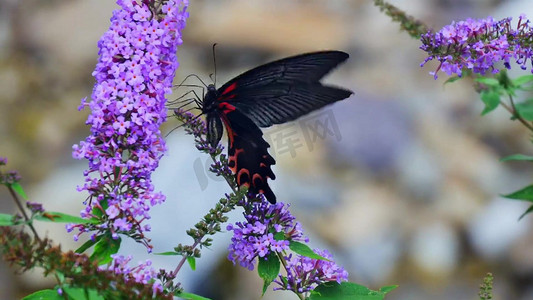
[[224, 83, 352, 127], [217, 51, 349, 93], [216, 51, 352, 128]]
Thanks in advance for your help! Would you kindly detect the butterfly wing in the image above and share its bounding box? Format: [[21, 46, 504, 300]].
[[208, 51, 352, 202], [216, 51, 352, 127], [218, 105, 277, 203]]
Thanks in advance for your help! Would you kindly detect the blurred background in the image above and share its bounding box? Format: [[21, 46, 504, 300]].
[[1, 0, 533, 299]]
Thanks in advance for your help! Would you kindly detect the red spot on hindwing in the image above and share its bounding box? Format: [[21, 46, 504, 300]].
[[237, 168, 251, 187], [228, 148, 244, 173]]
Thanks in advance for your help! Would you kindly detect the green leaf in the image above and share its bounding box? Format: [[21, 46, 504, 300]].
[[518, 205, 533, 221], [22, 289, 63, 300], [289, 241, 329, 261], [514, 99, 533, 121], [502, 185, 533, 202], [92, 199, 108, 218], [176, 291, 212, 300], [476, 77, 500, 86], [443, 75, 462, 85], [480, 90, 500, 115], [10, 182, 28, 200], [187, 256, 196, 271], [379, 285, 399, 294], [154, 251, 180, 255], [35, 212, 95, 224], [309, 282, 391, 300], [90, 234, 121, 265], [500, 154, 533, 162], [75, 236, 102, 254], [273, 231, 285, 241], [512, 74, 533, 87], [64, 287, 104, 300], [0, 213, 16, 226], [257, 252, 280, 295]]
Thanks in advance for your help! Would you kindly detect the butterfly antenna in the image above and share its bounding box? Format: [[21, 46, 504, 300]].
[[212, 43, 218, 86]]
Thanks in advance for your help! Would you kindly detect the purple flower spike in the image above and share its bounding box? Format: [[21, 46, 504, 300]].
[[421, 15, 533, 78], [227, 201, 307, 270], [104, 254, 163, 293], [274, 249, 349, 294], [72, 0, 188, 248]]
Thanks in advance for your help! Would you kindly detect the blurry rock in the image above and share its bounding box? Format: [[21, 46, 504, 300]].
[[395, 141, 443, 200], [25, 1, 117, 73], [319, 183, 405, 283], [468, 198, 531, 260], [329, 94, 413, 173], [186, 0, 350, 52], [409, 221, 459, 277]]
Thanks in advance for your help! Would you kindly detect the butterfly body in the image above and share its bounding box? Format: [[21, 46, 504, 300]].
[[200, 51, 352, 203]]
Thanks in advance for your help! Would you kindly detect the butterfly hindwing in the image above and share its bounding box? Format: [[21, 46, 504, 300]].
[[219, 108, 276, 203], [216, 51, 352, 127]]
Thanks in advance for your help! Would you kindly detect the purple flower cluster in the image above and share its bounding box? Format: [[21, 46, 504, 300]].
[[71, 0, 188, 247], [105, 254, 162, 293], [174, 109, 223, 156], [0, 157, 21, 185], [227, 201, 308, 270], [421, 15, 533, 78], [26, 202, 45, 214], [275, 249, 349, 294]]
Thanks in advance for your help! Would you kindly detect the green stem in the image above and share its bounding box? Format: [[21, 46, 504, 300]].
[[170, 240, 200, 279], [277, 252, 306, 300], [166, 153, 238, 287], [500, 95, 533, 132], [7, 185, 41, 243]]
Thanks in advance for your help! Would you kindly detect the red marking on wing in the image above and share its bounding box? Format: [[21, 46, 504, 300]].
[[220, 113, 235, 147], [219, 94, 236, 101], [218, 102, 236, 114], [228, 148, 244, 173], [252, 173, 263, 185], [221, 82, 237, 95], [237, 169, 251, 188]]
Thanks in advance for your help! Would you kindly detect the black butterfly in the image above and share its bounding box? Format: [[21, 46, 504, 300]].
[[198, 51, 352, 203]]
